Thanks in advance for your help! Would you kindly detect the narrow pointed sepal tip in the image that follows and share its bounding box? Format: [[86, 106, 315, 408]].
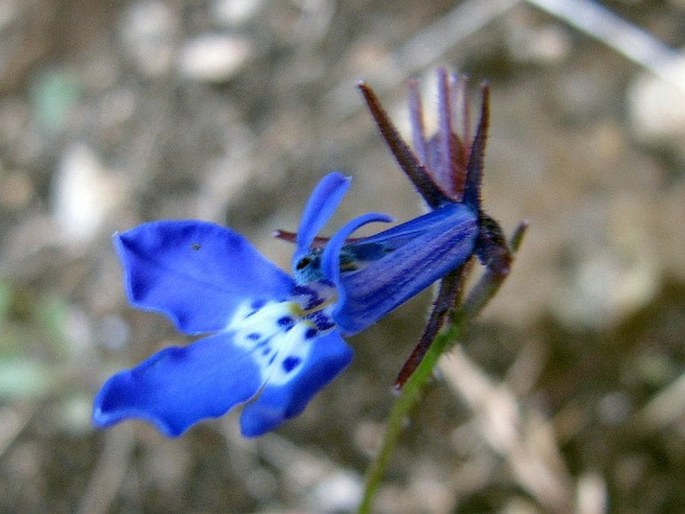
[[510, 220, 529, 252]]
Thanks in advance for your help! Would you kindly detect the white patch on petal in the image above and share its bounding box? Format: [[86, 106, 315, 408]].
[[266, 323, 316, 386], [225, 299, 325, 384]]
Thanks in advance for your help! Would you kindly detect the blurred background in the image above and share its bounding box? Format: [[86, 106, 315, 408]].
[[0, 0, 683, 512]]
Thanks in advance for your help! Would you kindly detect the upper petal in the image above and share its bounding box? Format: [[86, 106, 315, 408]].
[[92, 331, 265, 437], [320, 212, 393, 287], [239, 324, 353, 437], [293, 172, 351, 266], [333, 203, 479, 334], [340, 201, 466, 262], [116, 220, 295, 334]]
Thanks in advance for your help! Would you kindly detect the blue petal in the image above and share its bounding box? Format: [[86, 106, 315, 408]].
[[92, 332, 264, 437], [320, 212, 393, 287], [333, 203, 479, 334], [239, 325, 353, 437], [340, 202, 467, 263], [115, 220, 295, 334], [293, 172, 351, 265]]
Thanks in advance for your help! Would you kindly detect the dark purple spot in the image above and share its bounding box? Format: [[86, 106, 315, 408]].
[[291, 285, 324, 310], [305, 327, 318, 340], [308, 311, 335, 331], [278, 316, 294, 328], [247, 332, 260, 340], [282, 356, 301, 373], [291, 285, 313, 296], [261, 346, 271, 356], [251, 299, 266, 310]]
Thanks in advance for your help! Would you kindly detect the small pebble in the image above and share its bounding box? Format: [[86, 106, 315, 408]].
[[119, 1, 179, 77], [627, 53, 685, 159], [178, 34, 252, 83]]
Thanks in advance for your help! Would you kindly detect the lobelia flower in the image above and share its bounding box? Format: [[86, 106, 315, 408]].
[[353, 68, 512, 387], [279, 68, 512, 386], [93, 68, 510, 437]]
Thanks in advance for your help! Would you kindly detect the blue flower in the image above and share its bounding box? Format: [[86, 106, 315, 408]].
[[353, 68, 512, 386], [93, 67, 509, 437], [93, 161, 484, 437]]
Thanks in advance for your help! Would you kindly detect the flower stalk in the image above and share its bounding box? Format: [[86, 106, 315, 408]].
[[359, 221, 527, 513]]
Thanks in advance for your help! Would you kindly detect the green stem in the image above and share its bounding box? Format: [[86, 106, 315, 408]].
[[357, 318, 465, 513]]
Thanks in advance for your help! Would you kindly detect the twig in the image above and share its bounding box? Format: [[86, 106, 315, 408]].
[[527, 0, 685, 93], [77, 426, 134, 514], [635, 371, 685, 431], [439, 346, 574, 512], [329, 0, 520, 118], [0, 404, 34, 457]]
